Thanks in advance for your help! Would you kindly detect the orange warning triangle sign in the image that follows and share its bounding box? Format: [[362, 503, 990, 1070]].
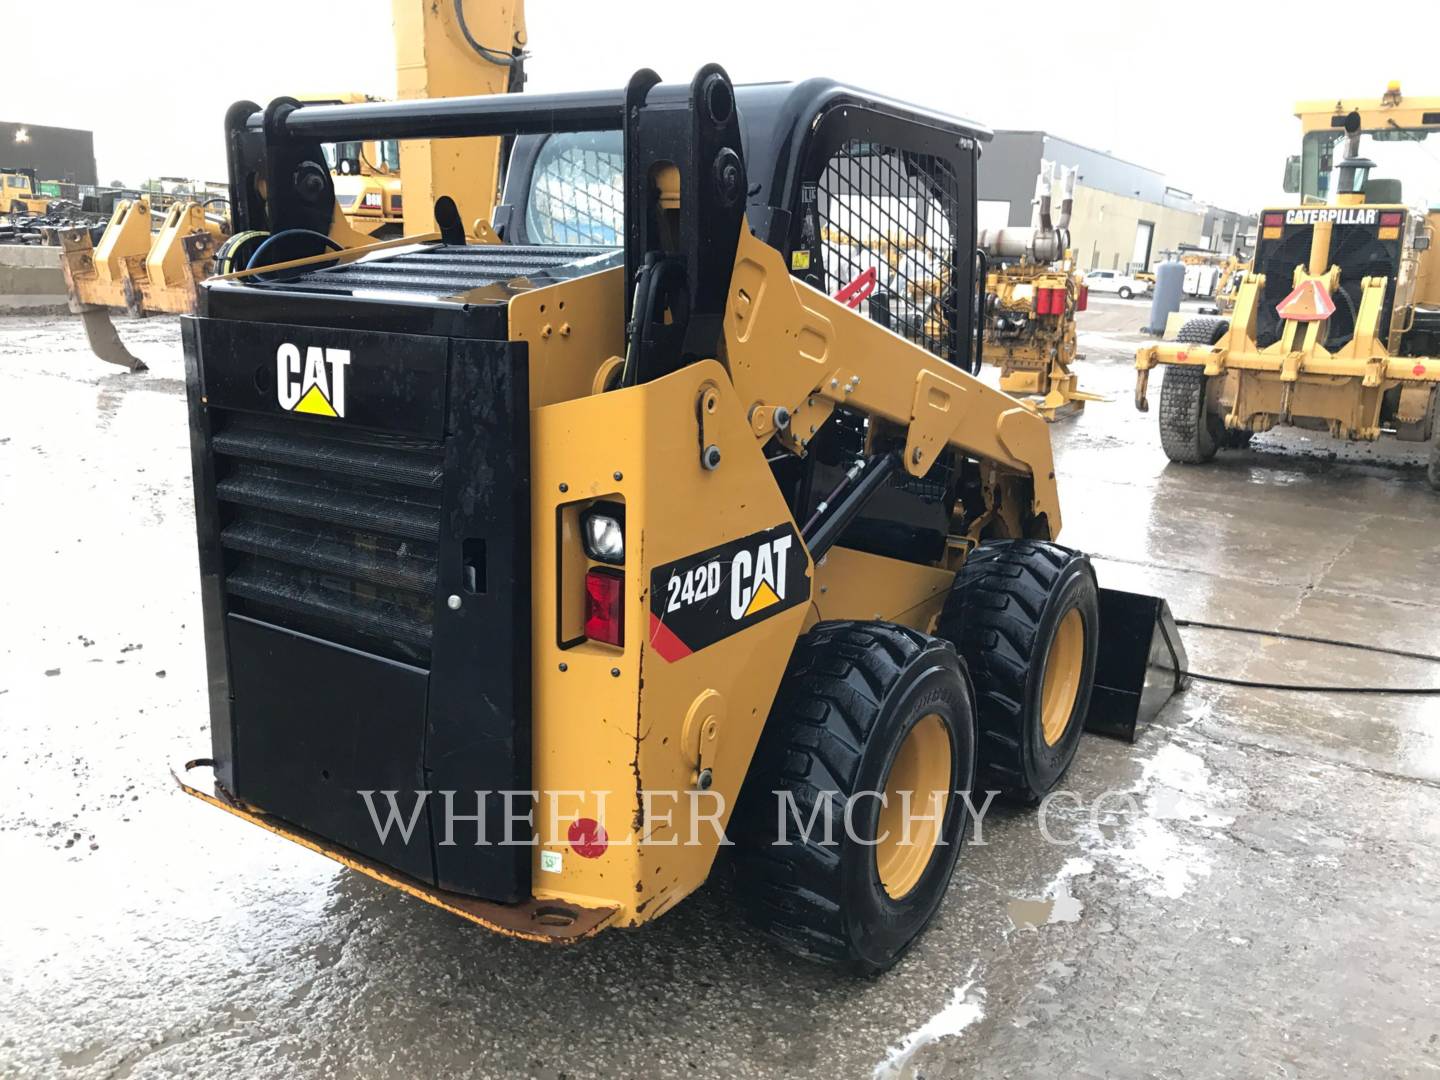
[[294, 384, 338, 417], [743, 580, 781, 617], [1275, 279, 1335, 322]]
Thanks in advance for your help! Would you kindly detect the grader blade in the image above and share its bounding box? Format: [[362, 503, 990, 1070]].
[[78, 307, 146, 372], [1085, 588, 1189, 741]]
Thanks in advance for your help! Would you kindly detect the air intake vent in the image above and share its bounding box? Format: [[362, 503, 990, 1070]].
[[266, 243, 616, 298], [211, 412, 443, 664]]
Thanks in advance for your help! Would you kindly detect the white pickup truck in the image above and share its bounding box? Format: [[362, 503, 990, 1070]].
[[1083, 269, 1152, 300]]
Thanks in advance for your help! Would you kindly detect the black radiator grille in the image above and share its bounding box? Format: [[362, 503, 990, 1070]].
[[264, 243, 614, 299], [212, 412, 443, 664], [1255, 222, 1400, 350]]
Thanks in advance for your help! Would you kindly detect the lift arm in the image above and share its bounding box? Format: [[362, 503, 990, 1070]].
[[392, 0, 527, 235]]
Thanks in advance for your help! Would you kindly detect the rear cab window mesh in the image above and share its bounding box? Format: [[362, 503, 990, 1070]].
[[524, 131, 624, 246], [807, 140, 963, 365]]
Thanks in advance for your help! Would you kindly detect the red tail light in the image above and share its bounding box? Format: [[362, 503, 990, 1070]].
[[1263, 212, 1285, 227], [1379, 211, 1404, 227], [584, 568, 624, 646], [1076, 284, 1088, 312]]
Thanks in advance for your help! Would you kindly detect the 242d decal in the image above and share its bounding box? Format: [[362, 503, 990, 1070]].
[[648, 523, 810, 662]]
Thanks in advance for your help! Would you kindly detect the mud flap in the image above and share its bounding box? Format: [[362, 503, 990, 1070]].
[[79, 306, 146, 372], [1085, 588, 1188, 742]]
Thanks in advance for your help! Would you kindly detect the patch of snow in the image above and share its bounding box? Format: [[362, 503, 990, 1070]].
[[1042, 857, 1094, 923], [874, 979, 986, 1080]]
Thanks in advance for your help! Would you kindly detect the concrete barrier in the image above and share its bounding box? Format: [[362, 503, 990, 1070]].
[[0, 244, 69, 313]]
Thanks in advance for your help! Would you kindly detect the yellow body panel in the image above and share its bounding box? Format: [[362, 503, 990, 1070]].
[[807, 546, 955, 633], [524, 359, 813, 924]]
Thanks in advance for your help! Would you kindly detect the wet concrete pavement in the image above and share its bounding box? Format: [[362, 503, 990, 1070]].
[[2, 307, 1438, 1079]]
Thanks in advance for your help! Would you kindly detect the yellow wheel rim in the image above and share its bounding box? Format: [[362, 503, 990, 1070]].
[[1040, 608, 1085, 746], [875, 713, 952, 900]]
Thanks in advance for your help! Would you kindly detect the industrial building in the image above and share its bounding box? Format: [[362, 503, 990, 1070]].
[[979, 130, 1208, 273], [0, 120, 97, 186], [1198, 204, 1258, 259]]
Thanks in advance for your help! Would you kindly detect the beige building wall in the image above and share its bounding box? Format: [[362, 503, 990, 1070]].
[[1068, 184, 1205, 272]]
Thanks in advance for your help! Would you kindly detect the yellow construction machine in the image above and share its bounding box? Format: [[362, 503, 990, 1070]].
[[2, 168, 53, 215], [174, 67, 1186, 973], [327, 134, 405, 238], [61, 0, 527, 370], [57, 199, 229, 371], [1212, 255, 1249, 315], [305, 94, 408, 238], [1136, 82, 1440, 489], [979, 163, 1100, 420]]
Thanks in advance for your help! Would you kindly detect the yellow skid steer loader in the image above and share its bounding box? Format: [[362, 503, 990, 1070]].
[[175, 67, 1186, 972]]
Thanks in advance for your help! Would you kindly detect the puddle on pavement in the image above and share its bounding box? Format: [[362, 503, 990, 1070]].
[[1006, 857, 1093, 929]]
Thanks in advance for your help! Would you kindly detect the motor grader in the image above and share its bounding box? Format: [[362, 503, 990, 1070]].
[[977, 162, 1100, 421], [1136, 84, 1440, 489], [175, 65, 1185, 973]]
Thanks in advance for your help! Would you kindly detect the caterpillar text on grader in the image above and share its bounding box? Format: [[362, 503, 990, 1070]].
[[1136, 84, 1440, 488], [175, 66, 1186, 972]]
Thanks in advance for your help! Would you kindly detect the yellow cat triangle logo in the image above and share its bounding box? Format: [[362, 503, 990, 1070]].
[[743, 580, 781, 617], [294, 384, 338, 417]]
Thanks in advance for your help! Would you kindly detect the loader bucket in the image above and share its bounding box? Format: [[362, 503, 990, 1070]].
[[1085, 588, 1188, 741]]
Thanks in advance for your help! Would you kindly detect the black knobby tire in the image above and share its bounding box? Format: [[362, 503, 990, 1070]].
[[1158, 316, 1230, 463], [731, 621, 977, 975], [936, 540, 1099, 804], [1428, 442, 1440, 493]]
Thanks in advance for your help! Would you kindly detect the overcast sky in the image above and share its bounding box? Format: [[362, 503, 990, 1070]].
[[8, 0, 1435, 210]]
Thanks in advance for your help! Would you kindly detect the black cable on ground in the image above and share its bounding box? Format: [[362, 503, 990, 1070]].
[[1174, 618, 1440, 696]]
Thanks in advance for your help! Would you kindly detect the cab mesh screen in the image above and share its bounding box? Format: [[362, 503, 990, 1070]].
[[525, 133, 624, 246], [811, 140, 963, 365]]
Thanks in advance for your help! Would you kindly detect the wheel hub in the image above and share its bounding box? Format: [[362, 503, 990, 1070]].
[[875, 713, 952, 899]]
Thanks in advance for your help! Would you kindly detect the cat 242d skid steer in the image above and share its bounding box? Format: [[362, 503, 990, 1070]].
[[175, 65, 1185, 973]]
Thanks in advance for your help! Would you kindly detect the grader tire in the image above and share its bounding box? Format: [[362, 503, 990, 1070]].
[[936, 540, 1099, 805], [1158, 317, 1230, 463], [731, 621, 977, 975]]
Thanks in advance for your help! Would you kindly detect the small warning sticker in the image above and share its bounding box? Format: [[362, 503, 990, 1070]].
[[790, 250, 811, 270], [539, 849, 563, 874]]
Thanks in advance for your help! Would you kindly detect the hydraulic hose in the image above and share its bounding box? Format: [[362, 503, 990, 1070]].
[[453, 0, 521, 66], [1176, 619, 1440, 696], [244, 229, 344, 272]]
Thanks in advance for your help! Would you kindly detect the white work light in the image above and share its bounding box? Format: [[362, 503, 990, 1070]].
[[583, 511, 625, 564]]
